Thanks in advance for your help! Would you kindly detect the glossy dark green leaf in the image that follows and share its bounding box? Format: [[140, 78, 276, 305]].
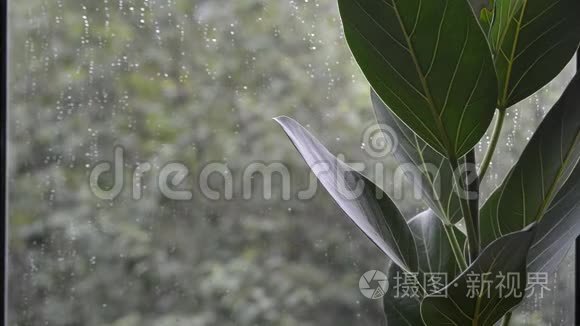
[[421, 226, 535, 326], [338, 0, 498, 159], [409, 210, 466, 276], [478, 6, 494, 34], [372, 91, 462, 224], [384, 264, 424, 326], [480, 74, 580, 247], [528, 162, 580, 273], [489, 0, 580, 108], [275, 116, 418, 272], [383, 210, 466, 326]]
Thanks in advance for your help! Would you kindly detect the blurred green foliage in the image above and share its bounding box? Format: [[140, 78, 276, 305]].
[[7, 0, 576, 325]]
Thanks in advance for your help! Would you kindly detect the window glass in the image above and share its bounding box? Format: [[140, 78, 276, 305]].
[[8, 1, 576, 324]]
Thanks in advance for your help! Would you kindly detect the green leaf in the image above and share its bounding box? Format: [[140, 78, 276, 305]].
[[489, 0, 580, 108], [469, 0, 492, 14], [478, 1, 494, 34], [383, 210, 466, 326], [480, 74, 580, 247], [528, 162, 580, 273], [372, 90, 462, 224], [338, 0, 498, 159], [421, 226, 536, 326], [411, 210, 467, 276], [384, 264, 424, 326], [275, 116, 418, 272]]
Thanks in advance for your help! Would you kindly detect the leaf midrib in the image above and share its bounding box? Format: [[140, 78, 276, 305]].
[[390, 0, 456, 160], [472, 244, 510, 326], [498, 0, 528, 108], [534, 130, 580, 223], [413, 135, 454, 224], [494, 127, 580, 238]]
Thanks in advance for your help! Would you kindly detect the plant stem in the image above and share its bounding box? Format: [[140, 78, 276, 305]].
[[466, 150, 480, 259], [460, 196, 479, 263], [478, 109, 506, 179], [501, 312, 513, 326], [444, 224, 468, 270], [450, 153, 480, 263]]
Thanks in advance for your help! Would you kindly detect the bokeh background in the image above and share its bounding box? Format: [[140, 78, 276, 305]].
[[7, 0, 577, 325]]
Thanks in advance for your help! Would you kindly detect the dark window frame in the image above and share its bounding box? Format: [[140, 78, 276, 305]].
[[2, 0, 8, 324]]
